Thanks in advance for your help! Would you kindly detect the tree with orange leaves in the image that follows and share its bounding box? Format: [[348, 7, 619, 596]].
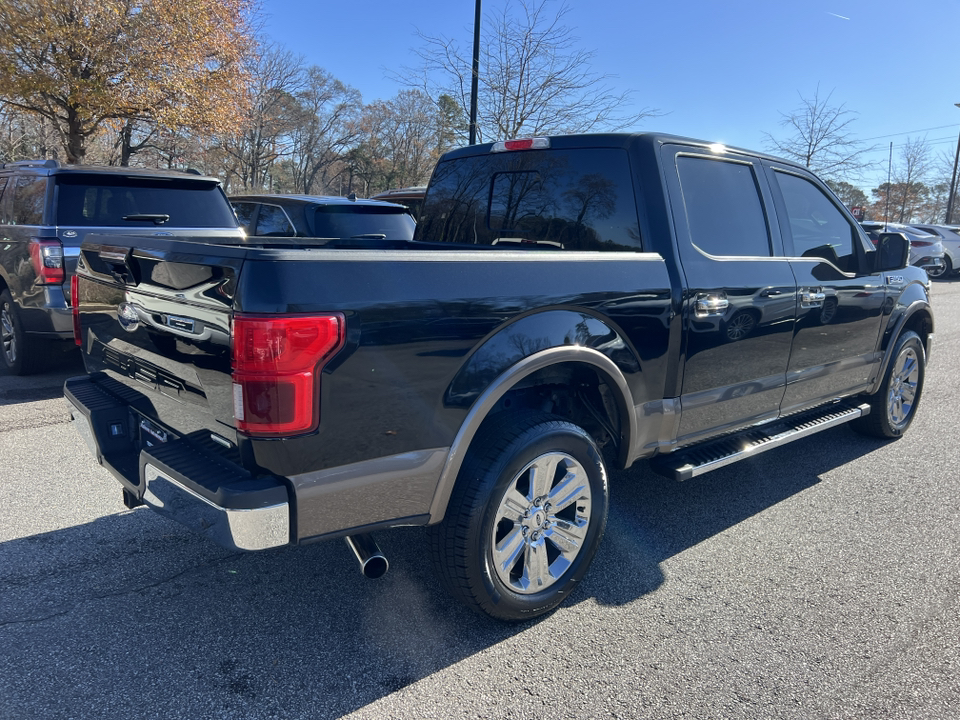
[[0, 0, 255, 163]]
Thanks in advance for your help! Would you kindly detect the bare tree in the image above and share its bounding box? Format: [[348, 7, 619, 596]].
[[764, 86, 874, 181], [0, 102, 58, 161], [216, 45, 305, 192], [929, 146, 960, 223], [892, 137, 931, 222], [287, 67, 363, 194], [400, 0, 658, 143], [357, 90, 442, 193]]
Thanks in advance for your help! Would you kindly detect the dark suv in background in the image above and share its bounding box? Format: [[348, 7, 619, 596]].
[[0, 160, 241, 374], [230, 194, 416, 244]]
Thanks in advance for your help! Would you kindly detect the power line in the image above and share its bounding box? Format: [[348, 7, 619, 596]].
[[859, 124, 960, 142], [858, 136, 959, 156]]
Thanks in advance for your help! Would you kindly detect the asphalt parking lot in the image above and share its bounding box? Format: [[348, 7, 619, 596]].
[[1, 282, 958, 720]]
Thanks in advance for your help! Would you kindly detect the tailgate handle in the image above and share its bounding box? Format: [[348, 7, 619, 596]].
[[99, 249, 129, 263], [97, 246, 139, 286]]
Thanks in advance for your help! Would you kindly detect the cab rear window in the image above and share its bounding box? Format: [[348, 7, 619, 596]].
[[55, 175, 237, 228], [415, 148, 642, 251]]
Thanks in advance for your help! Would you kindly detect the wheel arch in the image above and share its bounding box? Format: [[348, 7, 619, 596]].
[[869, 299, 934, 395], [427, 345, 637, 524]]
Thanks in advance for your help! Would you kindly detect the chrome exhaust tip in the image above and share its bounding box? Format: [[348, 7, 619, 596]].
[[345, 534, 389, 579]]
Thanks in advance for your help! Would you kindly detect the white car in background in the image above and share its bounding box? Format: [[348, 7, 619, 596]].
[[910, 224, 960, 279], [861, 221, 945, 276]]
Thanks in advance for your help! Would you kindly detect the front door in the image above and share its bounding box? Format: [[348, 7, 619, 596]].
[[662, 145, 797, 445], [762, 163, 886, 413]]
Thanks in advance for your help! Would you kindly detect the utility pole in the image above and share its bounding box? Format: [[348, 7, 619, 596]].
[[884, 142, 893, 229], [469, 0, 481, 145], [946, 105, 960, 224]]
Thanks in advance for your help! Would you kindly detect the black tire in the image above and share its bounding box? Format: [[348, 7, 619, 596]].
[[851, 330, 925, 438], [0, 289, 39, 376], [928, 254, 952, 280], [429, 412, 609, 622]]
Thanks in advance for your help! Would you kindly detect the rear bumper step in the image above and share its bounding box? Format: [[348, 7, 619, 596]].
[[651, 401, 871, 481], [65, 375, 290, 551]]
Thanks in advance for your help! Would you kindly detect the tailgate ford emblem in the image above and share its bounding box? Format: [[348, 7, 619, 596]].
[[117, 303, 140, 332]]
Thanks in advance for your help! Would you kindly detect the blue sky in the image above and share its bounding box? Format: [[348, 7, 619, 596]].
[[262, 0, 960, 189]]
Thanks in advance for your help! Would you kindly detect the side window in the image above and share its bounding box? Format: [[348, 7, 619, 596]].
[[12, 175, 48, 225], [253, 204, 295, 237], [231, 202, 257, 232], [675, 156, 771, 257], [774, 170, 857, 273]]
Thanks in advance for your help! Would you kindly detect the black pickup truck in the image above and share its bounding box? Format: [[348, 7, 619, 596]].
[[65, 134, 932, 621]]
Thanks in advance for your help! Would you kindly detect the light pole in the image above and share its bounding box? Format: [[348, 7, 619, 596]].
[[468, 0, 481, 145], [944, 103, 960, 225]]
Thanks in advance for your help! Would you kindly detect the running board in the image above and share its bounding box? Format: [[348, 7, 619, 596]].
[[651, 401, 871, 481]]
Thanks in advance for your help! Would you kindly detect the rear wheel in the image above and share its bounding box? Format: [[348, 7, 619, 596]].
[[0, 290, 38, 376], [851, 330, 925, 438], [430, 413, 609, 621]]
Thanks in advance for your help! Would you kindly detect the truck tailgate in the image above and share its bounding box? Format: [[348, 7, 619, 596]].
[[75, 237, 246, 447]]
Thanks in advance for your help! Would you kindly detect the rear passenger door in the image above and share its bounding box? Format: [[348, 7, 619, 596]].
[[662, 145, 797, 444], [762, 162, 886, 413]]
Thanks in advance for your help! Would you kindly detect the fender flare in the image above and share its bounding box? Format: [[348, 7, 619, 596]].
[[869, 299, 934, 395], [427, 345, 636, 523]]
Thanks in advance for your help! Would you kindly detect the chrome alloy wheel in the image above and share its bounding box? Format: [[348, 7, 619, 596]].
[[491, 451, 592, 594], [1, 303, 16, 365], [887, 345, 920, 428]]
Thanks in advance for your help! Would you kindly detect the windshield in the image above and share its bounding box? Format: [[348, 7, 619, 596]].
[[56, 175, 238, 228], [312, 205, 415, 240]]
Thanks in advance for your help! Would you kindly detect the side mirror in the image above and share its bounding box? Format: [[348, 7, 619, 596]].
[[872, 232, 910, 272]]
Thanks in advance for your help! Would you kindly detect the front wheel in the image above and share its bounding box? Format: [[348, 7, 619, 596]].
[[851, 330, 925, 438], [430, 413, 609, 621], [928, 254, 952, 280]]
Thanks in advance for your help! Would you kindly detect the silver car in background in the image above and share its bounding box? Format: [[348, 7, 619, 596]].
[[861, 221, 945, 276], [910, 224, 960, 279]]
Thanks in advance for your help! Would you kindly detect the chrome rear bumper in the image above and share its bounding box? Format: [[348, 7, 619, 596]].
[[143, 463, 289, 551]]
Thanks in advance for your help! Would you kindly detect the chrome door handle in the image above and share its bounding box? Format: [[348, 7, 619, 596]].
[[695, 293, 729, 317], [801, 291, 826, 307]]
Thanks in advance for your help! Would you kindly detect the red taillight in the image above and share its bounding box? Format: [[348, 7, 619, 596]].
[[28, 239, 65, 284], [231, 313, 345, 437], [71, 274, 81, 346], [911, 240, 933, 247]]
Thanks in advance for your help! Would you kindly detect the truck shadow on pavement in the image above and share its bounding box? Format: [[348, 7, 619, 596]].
[[0, 427, 890, 719]]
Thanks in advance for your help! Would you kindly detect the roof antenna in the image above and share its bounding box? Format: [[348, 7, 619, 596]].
[[347, 192, 357, 202]]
